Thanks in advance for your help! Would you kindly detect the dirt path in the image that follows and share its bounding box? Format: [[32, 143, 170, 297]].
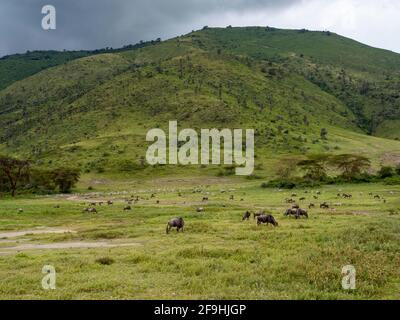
[[0, 241, 143, 255], [0, 228, 75, 239]]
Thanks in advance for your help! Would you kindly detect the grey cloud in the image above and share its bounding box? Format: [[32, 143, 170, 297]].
[[0, 0, 300, 56]]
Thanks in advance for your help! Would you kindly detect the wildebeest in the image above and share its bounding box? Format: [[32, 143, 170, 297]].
[[84, 207, 97, 213], [292, 204, 300, 209], [342, 193, 352, 199], [286, 198, 296, 204], [229, 195, 234, 200], [253, 210, 266, 219], [18, 208, 24, 213], [299, 197, 306, 201], [242, 211, 252, 221], [166, 217, 185, 234], [291, 193, 297, 197], [284, 208, 298, 217], [196, 207, 204, 213], [374, 195, 381, 199], [124, 206, 132, 211], [295, 208, 308, 219], [320, 202, 329, 209], [107, 200, 113, 205], [257, 214, 278, 227], [309, 203, 315, 209], [202, 197, 209, 201]]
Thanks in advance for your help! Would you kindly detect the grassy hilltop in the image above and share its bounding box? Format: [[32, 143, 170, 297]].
[[1, 27, 400, 177]]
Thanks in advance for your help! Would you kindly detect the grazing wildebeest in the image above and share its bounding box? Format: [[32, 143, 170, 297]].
[[242, 211, 252, 221], [374, 195, 381, 199], [90, 202, 97, 206], [54, 205, 60, 209], [292, 204, 300, 209], [309, 203, 315, 209], [166, 217, 185, 234], [320, 202, 329, 209], [313, 195, 319, 200], [84, 207, 97, 213], [229, 195, 234, 200], [202, 197, 208, 201], [342, 193, 352, 199], [284, 208, 298, 217], [107, 200, 113, 205], [124, 206, 132, 211], [196, 207, 204, 213], [253, 210, 266, 219], [299, 197, 306, 201], [291, 193, 297, 197], [295, 208, 308, 219], [18, 208, 24, 213], [286, 198, 295, 204], [257, 214, 278, 227]]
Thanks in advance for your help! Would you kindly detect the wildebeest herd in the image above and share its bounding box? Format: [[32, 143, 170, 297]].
[[75, 189, 390, 234]]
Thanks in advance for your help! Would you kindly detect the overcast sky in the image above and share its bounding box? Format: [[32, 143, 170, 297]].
[[1, 0, 399, 57]]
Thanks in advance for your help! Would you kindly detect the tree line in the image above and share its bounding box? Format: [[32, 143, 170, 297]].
[[0, 155, 80, 197], [263, 153, 400, 189]]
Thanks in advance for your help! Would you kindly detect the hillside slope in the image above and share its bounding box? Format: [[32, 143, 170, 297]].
[[188, 27, 400, 137], [0, 27, 400, 176]]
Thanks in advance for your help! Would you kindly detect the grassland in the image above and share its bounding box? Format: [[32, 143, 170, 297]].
[[0, 177, 399, 300], [1, 26, 400, 300]]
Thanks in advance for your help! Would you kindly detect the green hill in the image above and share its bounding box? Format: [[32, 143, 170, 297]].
[[0, 50, 93, 91], [1, 27, 400, 176]]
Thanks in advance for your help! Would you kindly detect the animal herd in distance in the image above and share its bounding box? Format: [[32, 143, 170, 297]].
[[73, 190, 389, 234]]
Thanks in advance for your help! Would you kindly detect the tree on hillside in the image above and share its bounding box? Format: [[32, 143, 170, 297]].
[[51, 168, 80, 193], [0, 156, 30, 197], [320, 128, 328, 140], [330, 154, 370, 180]]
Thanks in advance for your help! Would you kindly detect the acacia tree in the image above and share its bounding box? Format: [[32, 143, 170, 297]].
[[297, 154, 331, 181], [330, 154, 370, 180], [276, 157, 300, 179], [51, 168, 80, 193], [0, 156, 30, 197]]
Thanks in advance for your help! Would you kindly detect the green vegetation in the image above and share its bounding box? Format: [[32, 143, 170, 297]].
[[1, 27, 400, 175], [0, 26, 400, 300], [0, 155, 79, 196], [0, 180, 399, 299]]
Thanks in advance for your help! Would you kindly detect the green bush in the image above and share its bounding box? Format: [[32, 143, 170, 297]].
[[378, 166, 395, 179], [384, 176, 400, 185]]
